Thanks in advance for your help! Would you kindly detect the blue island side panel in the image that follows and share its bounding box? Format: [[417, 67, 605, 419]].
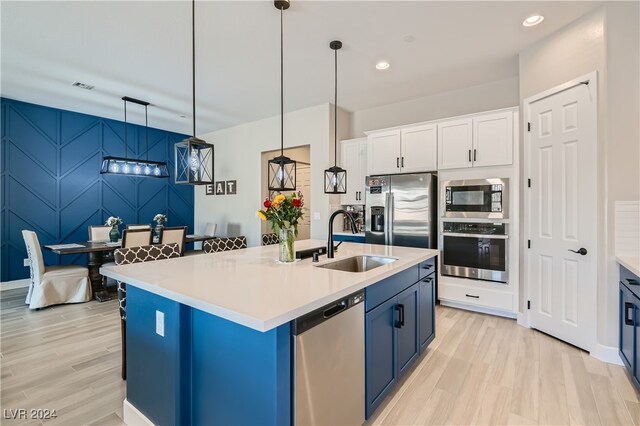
[[191, 309, 291, 426], [126, 285, 291, 426]]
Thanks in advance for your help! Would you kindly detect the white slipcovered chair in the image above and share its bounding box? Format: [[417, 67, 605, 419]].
[[22, 230, 92, 310]]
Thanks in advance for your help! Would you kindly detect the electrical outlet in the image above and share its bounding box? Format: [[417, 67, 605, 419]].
[[156, 310, 165, 337], [23, 258, 29, 267]]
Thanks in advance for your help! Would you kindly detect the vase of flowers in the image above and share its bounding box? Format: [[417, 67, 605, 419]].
[[258, 192, 304, 263], [154, 214, 167, 239], [105, 216, 123, 242]]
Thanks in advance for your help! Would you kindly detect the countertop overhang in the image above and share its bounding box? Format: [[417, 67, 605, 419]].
[[100, 240, 438, 332], [617, 255, 640, 278]]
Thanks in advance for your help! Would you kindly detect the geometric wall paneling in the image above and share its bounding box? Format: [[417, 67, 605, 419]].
[[1, 98, 194, 281]]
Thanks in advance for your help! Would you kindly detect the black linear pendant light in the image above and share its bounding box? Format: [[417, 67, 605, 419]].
[[324, 40, 346, 194], [267, 0, 296, 192], [175, 0, 214, 185], [101, 97, 169, 178]]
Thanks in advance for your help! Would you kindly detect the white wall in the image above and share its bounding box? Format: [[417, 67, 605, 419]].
[[195, 103, 353, 247], [518, 2, 640, 349], [350, 77, 519, 137]]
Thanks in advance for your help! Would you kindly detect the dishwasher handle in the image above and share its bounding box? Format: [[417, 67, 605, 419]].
[[323, 301, 347, 319]]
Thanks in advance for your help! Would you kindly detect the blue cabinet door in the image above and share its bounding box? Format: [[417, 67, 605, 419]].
[[365, 297, 397, 418], [635, 304, 640, 388], [419, 275, 436, 352], [620, 284, 635, 371], [396, 283, 419, 377]]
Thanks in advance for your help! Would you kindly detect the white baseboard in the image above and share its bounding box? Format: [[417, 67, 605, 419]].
[[517, 312, 530, 328], [123, 399, 155, 426], [439, 300, 517, 319], [1, 279, 30, 291], [590, 343, 623, 366]]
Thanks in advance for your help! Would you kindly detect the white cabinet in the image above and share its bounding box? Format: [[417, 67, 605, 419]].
[[472, 111, 514, 168], [340, 138, 367, 205], [367, 131, 401, 175], [437, 119, 473, 170], [437, 111, 513, 170], [401, 124, 437, 173], [368, 124, 437, 175]]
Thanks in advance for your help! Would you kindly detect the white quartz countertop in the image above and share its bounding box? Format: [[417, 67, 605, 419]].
[[616, 255, 640, 277], [100, 240, 438, 332], [332, 231, 365, 237]]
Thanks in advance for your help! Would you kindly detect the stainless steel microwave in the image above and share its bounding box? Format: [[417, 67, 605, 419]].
[[442, 178, 508, 219]]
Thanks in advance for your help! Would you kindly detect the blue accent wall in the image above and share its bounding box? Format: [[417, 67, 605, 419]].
[[1, 97, 194, 281]]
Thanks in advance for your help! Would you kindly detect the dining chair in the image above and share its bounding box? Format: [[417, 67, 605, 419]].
[[88, 225, 111, 242], [159, 226, 187, 255], [114, 243, 181, 380], [261, 233, 279, 246], [21, 230, 92, 310], [121, 228, 153, 248], [203, 236, 247, 253], [204, 222, 217, 237], [126, 224, 151, 230]]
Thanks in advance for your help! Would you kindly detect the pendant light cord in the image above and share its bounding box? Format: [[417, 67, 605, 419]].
[[334, 47, 338, 166], [280, 7, 284, 156], [124, 100, 128, 159], [192, 0, 196, 138], [145, 104, 149, 161]]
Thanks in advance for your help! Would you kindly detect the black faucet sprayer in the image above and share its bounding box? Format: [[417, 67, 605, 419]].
[[327, 209, 359, 259]]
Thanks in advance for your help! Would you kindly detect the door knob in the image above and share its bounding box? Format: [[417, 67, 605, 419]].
[[568, 248, 587, 256]]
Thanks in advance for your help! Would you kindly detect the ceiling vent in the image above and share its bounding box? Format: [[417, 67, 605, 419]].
[[72, 81, 94, 90]]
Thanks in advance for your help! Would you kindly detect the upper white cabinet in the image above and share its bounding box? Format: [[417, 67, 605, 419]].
[[340, 138, 368, 205], [438, 111, 514, 170], [472, 111, 514, 168], [368, 124, 437, 175], [401, 124, 437, 173], [367, 130, 401, 175]]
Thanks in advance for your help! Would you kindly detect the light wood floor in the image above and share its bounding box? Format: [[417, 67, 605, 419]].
[[1, 288, 638, 425]]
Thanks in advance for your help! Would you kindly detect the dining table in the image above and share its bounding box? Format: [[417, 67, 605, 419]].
[[43, 234, 216, 302]]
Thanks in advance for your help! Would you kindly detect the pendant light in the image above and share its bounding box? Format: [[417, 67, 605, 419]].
[[175, 0, 214, 185], [100, 97, 169, 178], [267, 0, 296, 192], [324, 40, 347, 194]]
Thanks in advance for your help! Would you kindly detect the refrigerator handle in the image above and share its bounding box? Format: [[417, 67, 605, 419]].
[[388, 193, 394, 246]]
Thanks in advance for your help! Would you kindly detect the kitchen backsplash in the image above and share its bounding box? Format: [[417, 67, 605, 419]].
[[615, 201, 640, 256]]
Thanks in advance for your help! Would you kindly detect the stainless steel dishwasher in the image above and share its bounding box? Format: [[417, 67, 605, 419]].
[[293, 291, 365, 426]]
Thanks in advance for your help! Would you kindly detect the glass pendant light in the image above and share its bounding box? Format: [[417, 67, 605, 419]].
[[100, 97, 169, 178], [324, 40, 347, 194], [267, 0, 296, 192], [175, 0, 215, 185]]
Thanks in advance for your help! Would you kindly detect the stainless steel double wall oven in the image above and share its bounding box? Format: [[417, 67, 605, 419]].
[[441, 178, 509, 284]]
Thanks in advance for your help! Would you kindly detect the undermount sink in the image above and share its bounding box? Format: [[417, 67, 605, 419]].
[[315, 255, 397, 273]]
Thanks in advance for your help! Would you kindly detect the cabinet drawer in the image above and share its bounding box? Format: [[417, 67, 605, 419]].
[[366, 266, 419, 312], [438, 282, 512, 312], [418, 258, 436, 280], [621, 266, 640, 299]]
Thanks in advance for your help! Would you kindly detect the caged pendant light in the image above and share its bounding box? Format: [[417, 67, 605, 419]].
[[100, 96, 169, 178], [267, 0, 296, 192], [324, 40, 347, 194], [175, 0, 214, 185]]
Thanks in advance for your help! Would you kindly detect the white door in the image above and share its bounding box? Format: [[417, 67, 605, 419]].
[[437, 118, 472, 170], [527, 77, 597, 352], [368, 130, 401, 175], [400, 124, 437, 173], [472, 111, 513, 167]]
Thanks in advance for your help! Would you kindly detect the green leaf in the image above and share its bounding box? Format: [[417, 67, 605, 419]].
[[283, 220, 291, 229]]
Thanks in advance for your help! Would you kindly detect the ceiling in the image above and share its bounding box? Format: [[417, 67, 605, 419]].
[[1, 1, 602, 135]]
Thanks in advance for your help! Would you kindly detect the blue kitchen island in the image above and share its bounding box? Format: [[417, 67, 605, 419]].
[[101, 240, 438, 426]]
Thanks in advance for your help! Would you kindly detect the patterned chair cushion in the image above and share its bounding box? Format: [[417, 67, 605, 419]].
[[114, 243, 181, 320], [203, 236, 248, 254], [261, 233, 279, 246]]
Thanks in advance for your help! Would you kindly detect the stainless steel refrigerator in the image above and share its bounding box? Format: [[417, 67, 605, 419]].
[[365, 173, 437, 249]]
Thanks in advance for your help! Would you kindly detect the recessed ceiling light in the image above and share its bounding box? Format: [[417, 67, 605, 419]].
[[376, 61, 390, 70], [522, 14, 544, 27], [403, 35, 415, 43]]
